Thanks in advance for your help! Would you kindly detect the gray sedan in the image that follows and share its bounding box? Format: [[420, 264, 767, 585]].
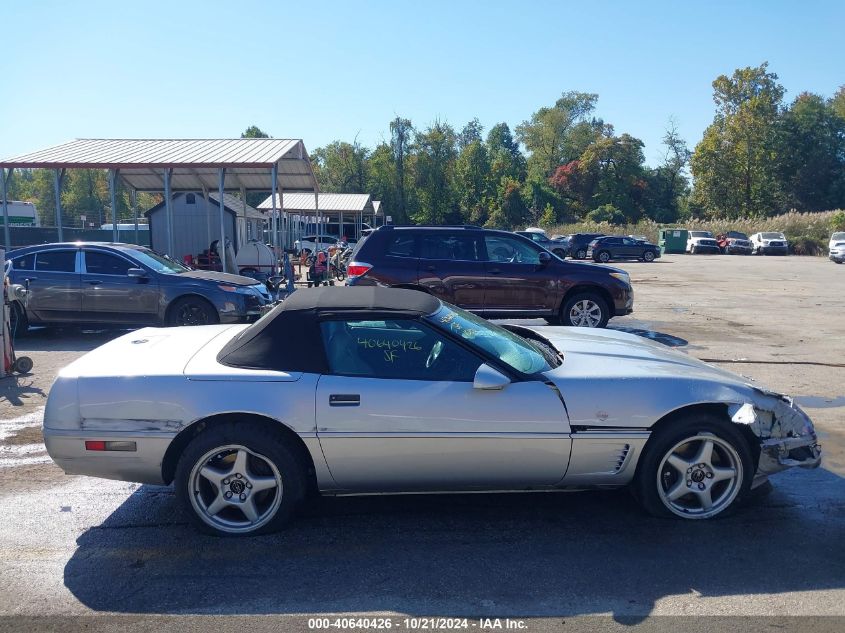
[[42, 287, 820, 536], [6, 242, 270, 330]]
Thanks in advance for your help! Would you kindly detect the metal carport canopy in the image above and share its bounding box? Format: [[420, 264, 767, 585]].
[[0, 138, 320, 267]]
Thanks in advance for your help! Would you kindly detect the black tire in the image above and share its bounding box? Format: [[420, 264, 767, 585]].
[[690, 246, 697, 255], [643, 251, 655, 262], [575, 248, 587, 260], [633, 413, 753, 520], [552, 248, 567, 258], [544, 315, 562, 326], [175, 422, 307, 536], [597, 250, 611, 263], [9, 301, 29, 336], [167, 296, 219, 327], [560, 292, 609, 328]]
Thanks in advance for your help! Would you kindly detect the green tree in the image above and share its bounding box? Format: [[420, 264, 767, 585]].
[[486, 176, 528, 229], [413, 121, 458, 224], [777, 92, 845, 211], [312, 141, 369, 193], [390, 117, 414, 223], [457, 118, 484, 150], [691, 63, 786, 217], [454, 139, 491, 225], [516, 91, 598, 178], [241, 125, 270, 138]]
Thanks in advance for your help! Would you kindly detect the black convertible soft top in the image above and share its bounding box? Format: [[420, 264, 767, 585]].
[[216, 286, 441, 373]]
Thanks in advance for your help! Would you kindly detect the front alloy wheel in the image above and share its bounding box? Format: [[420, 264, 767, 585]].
[[561, 292, 609, 328], [643, 251, 655, 262], [598, 251, 611, 263], [656, 433, 743, 518], [633, 414, 753, 520]]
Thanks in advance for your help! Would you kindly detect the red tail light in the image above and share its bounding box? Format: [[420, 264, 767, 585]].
[[85, 441, 106, 451], [347, 262, 372, 278]]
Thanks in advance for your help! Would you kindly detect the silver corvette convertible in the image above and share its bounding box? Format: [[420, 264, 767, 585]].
[[44, 287, 821, 536]]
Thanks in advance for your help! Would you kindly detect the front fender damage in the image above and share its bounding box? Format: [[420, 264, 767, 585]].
[[728, 391, 822, 486]]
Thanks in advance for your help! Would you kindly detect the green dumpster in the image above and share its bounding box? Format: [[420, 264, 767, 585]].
[[658, 228, 688, 255]]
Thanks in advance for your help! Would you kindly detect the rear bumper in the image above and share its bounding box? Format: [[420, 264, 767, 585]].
[[44, 428, 172, 485], [725, 245, 752, 254], [759, 246, 788, 255]]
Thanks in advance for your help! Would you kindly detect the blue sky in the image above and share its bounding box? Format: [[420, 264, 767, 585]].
[[2, 0, 843, 166]]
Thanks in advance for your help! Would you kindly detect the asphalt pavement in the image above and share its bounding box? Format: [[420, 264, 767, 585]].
[[1, 254, 843, 631]]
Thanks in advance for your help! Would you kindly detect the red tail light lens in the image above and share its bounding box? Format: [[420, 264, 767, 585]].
[[347, 262, 372, 278], [85, 441, 106, 451]]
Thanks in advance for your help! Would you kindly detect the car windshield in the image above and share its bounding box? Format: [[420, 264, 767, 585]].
[[427, 304, 554, 375], [833, 232, 845, 241], [689, 231, 713, 238], [761, 232, 785, 239], [727, 232, 748, 239], [128, 247, 189, 273]]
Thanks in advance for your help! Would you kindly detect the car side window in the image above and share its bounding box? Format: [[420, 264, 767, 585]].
[[320, 319, 481, 381], [622, 238, 636, 246], [35, 250, 77, 273], [484, 235, 540, 264], [420, 233, 481, 261], [11, 254, 34, 270], [386, 234, 416, 257], [85, 251, 132, 276]]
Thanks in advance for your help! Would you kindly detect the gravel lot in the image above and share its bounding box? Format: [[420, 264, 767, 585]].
[[1, 254, 843, 629]]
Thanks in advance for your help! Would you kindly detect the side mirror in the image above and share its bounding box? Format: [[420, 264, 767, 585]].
[[127, 268, 147, 278], [473, 363, 511, 390], [538, 251, 552, 266]]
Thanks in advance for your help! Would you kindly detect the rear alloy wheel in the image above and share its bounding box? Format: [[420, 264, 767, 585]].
[[175, 423, 306, 536], [634, 414, 753, 520], [643, 251, 655, 262], [168, 297, 219, 327], [597, 250, 611, 263], [561, 292, 609, 328]]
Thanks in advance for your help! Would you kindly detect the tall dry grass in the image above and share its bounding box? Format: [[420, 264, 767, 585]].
[[545, 210, 845, 255]]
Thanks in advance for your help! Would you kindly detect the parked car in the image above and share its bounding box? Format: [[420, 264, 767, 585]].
[[5, 242, 271, 331], [567, 233, 606, 259], [686, 231, 720, 254], [346, 225, 633, 328], [750, 232, 789, 255], [42, 286, 822, 536], [294, 234, 340, 255], [716, 231, 753, 255], [587, 236, 661, 263], [514, 230, 568, 258], [828, 232, 845, 264]]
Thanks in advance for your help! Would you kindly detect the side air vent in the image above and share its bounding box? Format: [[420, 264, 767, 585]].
[[614, 444, 631, 472]]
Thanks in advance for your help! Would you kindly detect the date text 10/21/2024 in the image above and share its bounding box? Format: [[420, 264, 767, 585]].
[[308, 618, 528, 630]]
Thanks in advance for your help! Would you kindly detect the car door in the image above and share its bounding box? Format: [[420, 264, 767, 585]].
[[620, 238, 641, 259], [315, 318, 571, 491], [482, 234, 555, 313], [81, 249, 161, 324], [24, 249, 82, 322], [417, 231, 486, 310]]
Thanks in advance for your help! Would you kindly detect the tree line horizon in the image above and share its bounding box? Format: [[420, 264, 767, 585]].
[[5, 63, 844, 232]]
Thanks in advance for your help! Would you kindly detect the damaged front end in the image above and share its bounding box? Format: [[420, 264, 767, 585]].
[[728, 390, 822, 487]]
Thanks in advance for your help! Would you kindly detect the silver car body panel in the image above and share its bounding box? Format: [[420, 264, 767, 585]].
[[43, 320, 820, 494]]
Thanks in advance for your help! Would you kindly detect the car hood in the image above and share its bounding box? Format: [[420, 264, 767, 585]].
[[529, 326, 749, 388], [173, 269, 261, 286]]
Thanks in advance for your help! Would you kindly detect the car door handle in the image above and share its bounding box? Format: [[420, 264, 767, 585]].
[[489, 268, 502, 274], [329, 394, 360, 407], [426, 265, 436, 271], [86, 280, 102, 285]]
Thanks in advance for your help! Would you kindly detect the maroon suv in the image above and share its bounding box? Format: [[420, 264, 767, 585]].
[[346, 226, 633, 328]]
